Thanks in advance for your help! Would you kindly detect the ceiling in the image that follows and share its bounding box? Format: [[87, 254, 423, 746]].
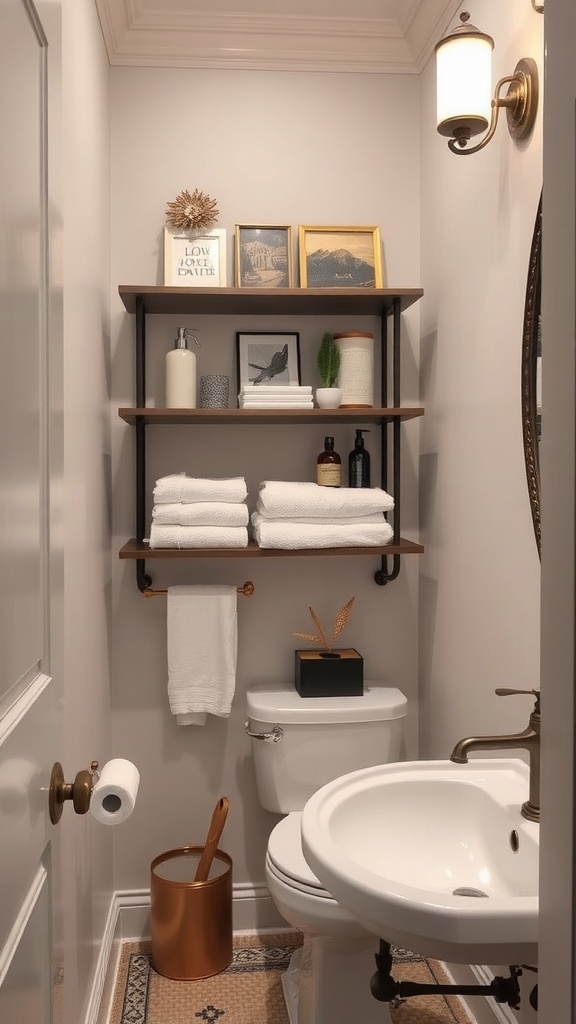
[[94, 0, 461, 74]]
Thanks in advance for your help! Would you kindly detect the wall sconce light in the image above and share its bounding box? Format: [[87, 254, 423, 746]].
[[435, 12, 539, 155], [531, 1, 544, 12]]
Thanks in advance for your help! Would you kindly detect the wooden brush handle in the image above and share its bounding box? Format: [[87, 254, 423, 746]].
[[194, 797, 230, 883]]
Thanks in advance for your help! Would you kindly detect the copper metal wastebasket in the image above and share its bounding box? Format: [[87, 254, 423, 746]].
[[151, 845, 233, 980]]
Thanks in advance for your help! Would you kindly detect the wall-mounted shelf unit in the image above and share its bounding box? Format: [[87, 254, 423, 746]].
[[120, 538, 424, 560], [118, 408, 424, 426], [118, 285, 424, 590], [118, 286, 422, 317]]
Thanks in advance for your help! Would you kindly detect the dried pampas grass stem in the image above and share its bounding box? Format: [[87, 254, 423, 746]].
[[331, 596, 355, 649], [292, 597, 355, 653]]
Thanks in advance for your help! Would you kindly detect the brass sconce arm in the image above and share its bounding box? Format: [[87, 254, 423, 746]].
[[448, 58, 538, 155]]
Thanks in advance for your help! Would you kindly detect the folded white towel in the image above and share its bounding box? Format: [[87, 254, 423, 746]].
[[153, 474, 248, 504], [240, 400, 314, 409], [251, 512, 393, 549], [257, 481, 394, 518], [237, 391, 309, 399], [257, 513, 385, 526], [240, 396, 315, 405], [149, 524, 248, 548], [241, 385, 312, 395], [152, 502, 249, 527], [167, 584, 238, 725]]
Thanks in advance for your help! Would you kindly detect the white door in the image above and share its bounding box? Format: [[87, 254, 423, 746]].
[[0, 1, 64, 1022]]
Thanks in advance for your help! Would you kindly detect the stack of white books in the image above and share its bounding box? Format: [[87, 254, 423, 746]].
[[239, 385, 314, 409]]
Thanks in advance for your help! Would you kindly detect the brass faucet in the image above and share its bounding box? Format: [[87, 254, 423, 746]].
[[450, 688, 540, 823]]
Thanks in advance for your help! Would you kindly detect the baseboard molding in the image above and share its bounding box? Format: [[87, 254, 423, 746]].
[[87, 883, 286, 1024], [84, 892, 122, 1024], [116, 882, 285, 941]]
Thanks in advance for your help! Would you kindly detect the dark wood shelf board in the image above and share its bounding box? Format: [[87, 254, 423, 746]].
[[119, 538, 425, 559], [118, 407, 424, 425], [118, 285, 423, 317]]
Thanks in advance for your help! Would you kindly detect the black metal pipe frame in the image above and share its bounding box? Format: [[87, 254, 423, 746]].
[[371, 940, 530, 1011], [132, 294, 406, 590], [135, 296, 151, 591], [375, 298, 401, 586]]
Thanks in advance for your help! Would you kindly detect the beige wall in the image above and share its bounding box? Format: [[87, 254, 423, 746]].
[[61, 2, 113, 1021], [64, 0, 546, 1008], [419, 0, 542, 758], [109, 68, 421, 894], [419, 2, 543, 1018]]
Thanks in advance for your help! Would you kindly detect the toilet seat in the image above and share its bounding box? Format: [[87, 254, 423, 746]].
[[265, 818, 375, 939], [267, 812, 335, 901]]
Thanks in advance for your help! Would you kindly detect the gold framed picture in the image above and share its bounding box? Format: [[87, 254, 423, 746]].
[[234, 225, 292, 288], [298, 225, 383, 289]]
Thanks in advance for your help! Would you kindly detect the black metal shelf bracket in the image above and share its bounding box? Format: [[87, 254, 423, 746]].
[[375, 297, 403, 586], [135, 296, 152, 592]]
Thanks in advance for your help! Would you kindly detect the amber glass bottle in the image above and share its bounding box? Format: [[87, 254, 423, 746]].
[[316, 436, 341, 487]]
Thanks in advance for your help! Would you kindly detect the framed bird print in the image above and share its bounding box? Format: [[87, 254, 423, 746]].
[[235, 332, 301, 393]]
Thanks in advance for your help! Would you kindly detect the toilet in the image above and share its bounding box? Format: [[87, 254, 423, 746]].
[[245, 681, 407, 1024]]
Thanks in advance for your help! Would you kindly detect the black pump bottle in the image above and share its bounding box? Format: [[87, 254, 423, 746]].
[[348, 429, 371, 488]]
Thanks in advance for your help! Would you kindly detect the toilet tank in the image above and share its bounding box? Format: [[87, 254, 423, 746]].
[[246, 682, 407, 813]]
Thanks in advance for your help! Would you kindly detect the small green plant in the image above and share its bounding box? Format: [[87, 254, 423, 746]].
[[316, 332, 341, 388]]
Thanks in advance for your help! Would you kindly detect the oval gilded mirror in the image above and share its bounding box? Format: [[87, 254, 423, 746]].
[[522, 191, 542, 558]]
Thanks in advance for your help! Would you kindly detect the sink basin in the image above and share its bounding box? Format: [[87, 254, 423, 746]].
[[301, 758, 538, 964]]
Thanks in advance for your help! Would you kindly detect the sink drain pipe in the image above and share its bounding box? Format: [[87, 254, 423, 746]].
[[370, 940, 535, 1011]]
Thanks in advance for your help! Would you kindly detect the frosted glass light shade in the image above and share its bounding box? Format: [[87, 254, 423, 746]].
[[436, 30, 494, 139]]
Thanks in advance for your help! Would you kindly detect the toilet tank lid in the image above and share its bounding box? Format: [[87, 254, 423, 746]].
[[246, 683, 407, 724]]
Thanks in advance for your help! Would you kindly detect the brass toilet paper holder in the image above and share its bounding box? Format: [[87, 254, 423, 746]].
[[49, 761, 99, 824]]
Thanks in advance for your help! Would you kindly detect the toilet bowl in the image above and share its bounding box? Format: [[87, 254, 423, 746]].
[[246, 682, 407, 1024], [266, 846, 392, 1024], [265, 813, 372, 939]]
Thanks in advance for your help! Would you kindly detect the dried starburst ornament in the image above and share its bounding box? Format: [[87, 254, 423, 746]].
[[165, 188, 219, 232], [292, 597, 355, 654]]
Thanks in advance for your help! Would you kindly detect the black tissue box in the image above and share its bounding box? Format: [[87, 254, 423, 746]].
[[294, 649, 364, 697]]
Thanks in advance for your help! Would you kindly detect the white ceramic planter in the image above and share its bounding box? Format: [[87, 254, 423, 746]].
[[315, 387, 342, 409]]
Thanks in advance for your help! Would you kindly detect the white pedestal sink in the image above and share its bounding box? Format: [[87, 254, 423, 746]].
[[301, 758, 538, 965]]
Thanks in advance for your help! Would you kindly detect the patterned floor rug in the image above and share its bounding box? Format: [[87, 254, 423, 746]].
[[108, 932, 474, 1024]]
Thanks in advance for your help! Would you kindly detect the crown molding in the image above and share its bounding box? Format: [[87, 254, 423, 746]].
[[94, 0, 461, 74]]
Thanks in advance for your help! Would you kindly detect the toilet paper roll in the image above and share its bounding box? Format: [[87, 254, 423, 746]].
[[90, 758, 140, 826]]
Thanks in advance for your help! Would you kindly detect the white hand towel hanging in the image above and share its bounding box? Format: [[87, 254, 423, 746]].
[[167, 585, 238, 726]]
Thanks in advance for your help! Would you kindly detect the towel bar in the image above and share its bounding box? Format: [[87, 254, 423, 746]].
[[141, 580, 255, 598]]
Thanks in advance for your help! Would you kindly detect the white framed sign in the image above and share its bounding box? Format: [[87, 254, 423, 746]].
[[164, 227, 227, 286]]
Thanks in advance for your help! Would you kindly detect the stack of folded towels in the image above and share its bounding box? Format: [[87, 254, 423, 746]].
[[239, 385, 313, 409], [149, 474, 249, 548], [251, 480, 395, 549]]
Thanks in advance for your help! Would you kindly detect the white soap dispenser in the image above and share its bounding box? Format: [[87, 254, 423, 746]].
[[165, 327, 200, 408]]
